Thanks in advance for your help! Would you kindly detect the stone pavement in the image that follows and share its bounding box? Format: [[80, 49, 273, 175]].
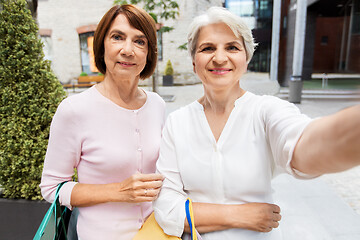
[[68, 72, 360, 239]]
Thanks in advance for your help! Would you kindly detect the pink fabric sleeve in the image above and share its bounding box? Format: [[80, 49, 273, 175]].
[[40, 99, 81, 209]]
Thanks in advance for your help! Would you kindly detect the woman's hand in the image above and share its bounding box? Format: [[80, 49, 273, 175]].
[[232, 203, 281, 232], [186, 202, 281, 234], [70, 173, 164, 207], [116, 172, 164, 203]]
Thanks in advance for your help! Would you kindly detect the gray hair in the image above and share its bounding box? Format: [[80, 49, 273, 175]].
[[187, 6, 257, 64]]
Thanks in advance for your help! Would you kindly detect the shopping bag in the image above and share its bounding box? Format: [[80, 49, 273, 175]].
[[133, 198, 201, 240], [33, 182, 71, 240], [132, 212, 180, 240]]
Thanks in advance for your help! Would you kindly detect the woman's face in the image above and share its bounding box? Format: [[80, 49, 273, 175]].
[[103, 14, 148, 80], [193, 22, 248, 91]]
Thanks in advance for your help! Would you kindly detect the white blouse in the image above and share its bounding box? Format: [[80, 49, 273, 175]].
[[153, 92, 313, 240]]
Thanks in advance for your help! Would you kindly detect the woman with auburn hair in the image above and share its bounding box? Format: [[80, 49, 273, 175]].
[[40, 5, 165, 239], [153, 6, 360, 240]]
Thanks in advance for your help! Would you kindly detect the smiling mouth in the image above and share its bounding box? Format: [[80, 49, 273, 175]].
[[118, 61, 136, 66], [209, 68, 232, 74]]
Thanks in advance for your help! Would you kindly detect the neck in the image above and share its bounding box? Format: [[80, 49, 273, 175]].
[[199, 84, 245, 114], [97, 73, 145, 109], [108, 72, 140, 98]]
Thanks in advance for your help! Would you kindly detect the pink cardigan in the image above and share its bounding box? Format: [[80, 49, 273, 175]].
[[40, 86, 165, 240]]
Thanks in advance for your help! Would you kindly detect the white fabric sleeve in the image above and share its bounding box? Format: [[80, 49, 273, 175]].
[[40, 99, 80, 209], [153, 115, 187, 237], [262, 96, 315, 179]]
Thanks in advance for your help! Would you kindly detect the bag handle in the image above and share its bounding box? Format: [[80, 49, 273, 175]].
[[54, 182, 68, 240], [36, 182, 67, 238], [185, 198, 197, 240], [55, 182, 66, 201]]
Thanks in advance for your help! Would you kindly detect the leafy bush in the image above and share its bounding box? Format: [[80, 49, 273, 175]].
[[164, 60, 174, 76], [0, 0, 66, 200], [80, 71, 88, 76]]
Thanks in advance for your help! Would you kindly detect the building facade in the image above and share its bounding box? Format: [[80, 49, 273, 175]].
[[225, 0, 360, 86], [38, 0, 113, 84], [37, 0, 360, 86], [37, 0, 222, 85], [278, 0, 360, 86]]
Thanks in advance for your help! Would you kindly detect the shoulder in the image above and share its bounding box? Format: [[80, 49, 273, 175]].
[[145, 90, 166, 108], [261, 94, 296, 107], [161, 102, 199, 140], [55, 87, 97, 120], [243, 92, 290, 107], [234, 92, 310, 126], [248, 94, 311, 126], [243, 92, 301, 115], [259, 95, 302, 115], [64, 87, 97, 106], [166, 101, 199, 125]]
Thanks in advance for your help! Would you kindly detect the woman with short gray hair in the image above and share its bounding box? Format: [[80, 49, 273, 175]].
[[153, 6, 360, 240], [187, 6, 257, 63]]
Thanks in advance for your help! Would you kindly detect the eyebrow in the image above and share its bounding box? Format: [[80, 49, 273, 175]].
[[226, 40, 243, 46], [198, 40, 243, 48], [198, 42, 213, 48], [109, 29, 146, 39]]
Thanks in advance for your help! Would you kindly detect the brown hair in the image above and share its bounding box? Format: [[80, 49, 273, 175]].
[[93, 5, 157, 79]]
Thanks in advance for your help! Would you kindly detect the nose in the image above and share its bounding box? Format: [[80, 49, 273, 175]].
[[120, 39, 134, 56], [213, 49, 227, 65]]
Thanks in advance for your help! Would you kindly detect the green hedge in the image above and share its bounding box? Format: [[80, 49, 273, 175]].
[[0, 0, 66, 200]]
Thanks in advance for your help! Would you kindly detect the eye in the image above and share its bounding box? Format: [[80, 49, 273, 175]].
[[227, 45, 240, 51], [135, 39, 146, 46], [200, 46, 214, 52], [111, 34, 123, 41]]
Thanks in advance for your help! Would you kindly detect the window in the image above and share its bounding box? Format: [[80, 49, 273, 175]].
[[226, 0, 255, 17], [283, 16, 287, 29], [39, 29, 52, 61], [79, 32, 98, 75], [321, 36, 328, 45], [258, 0, 272, 18], [352, 0, 360, 34], [41, 36, 52, 61], [157, 31, 163, 61], [77, 25, 98, 75]]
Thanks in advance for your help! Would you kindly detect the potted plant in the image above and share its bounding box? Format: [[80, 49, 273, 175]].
[[162, 59, 174, 86], [79, 71, 88, 77], [0, 0, 66, 238], [78, 71, 104, 84]]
